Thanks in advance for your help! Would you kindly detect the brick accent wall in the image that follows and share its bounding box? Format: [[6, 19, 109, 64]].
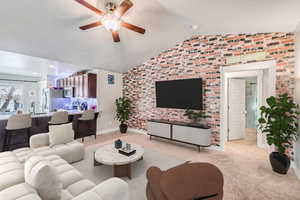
[[123, 33, 295, 145]]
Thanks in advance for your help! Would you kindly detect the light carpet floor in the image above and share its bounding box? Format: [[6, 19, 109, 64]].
[[72, 144, 183, 200], [75, 132, 300, 200]]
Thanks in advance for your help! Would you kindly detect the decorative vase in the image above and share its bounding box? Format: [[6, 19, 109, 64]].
[[115, 139, 122, 149], [269, 152, 290, 174], [120, 123, 128, 133]]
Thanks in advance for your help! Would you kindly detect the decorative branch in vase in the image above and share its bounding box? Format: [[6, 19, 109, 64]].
[[184, 109, 206, 123]]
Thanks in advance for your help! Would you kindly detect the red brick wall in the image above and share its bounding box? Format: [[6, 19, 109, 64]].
[[123, 33, 295, 145]]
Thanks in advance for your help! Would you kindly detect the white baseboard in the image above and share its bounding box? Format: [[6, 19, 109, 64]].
[[127, 128, 148, 135], [292, 161, 300, 180], [97, 128, 119, 135]]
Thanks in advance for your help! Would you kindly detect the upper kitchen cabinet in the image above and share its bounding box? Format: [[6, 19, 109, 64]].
[[56, 73, 97, 98], [86, 73, 97, 98]]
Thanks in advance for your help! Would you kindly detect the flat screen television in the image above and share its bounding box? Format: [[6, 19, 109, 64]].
[[155, 78, 203, 110]]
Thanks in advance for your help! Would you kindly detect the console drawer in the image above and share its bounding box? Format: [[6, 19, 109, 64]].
[[147, 121, 171, 139], [172, 125, 211, 146]]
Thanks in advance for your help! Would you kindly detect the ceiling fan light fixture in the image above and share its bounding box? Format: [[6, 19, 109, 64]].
[[101, 14, 120, 31], [75, 0, 145, 42]]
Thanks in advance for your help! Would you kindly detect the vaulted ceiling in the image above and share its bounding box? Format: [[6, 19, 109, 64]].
[[0, 0, 299, 72]]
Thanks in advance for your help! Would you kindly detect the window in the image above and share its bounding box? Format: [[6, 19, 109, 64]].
[[0, 85, 23, 114]]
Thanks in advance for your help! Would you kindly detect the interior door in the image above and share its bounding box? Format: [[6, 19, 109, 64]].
[[228, 79, 246, 140]]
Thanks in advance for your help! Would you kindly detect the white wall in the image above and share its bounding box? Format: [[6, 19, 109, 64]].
[[96, 70, 123, 133], [294, 30, 300, 175]]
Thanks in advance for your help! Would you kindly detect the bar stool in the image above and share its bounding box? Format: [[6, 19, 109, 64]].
[[48, 111, 69, 125], [79, 110, 95, 121], [3, 114, 32, 151], [75, 110, 96, 142]]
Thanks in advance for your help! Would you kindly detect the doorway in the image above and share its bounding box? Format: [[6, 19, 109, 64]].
[[227, 77, 258, 146], [220, 61, 277, 150]]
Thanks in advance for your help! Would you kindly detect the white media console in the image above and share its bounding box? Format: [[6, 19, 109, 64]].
[[147, 119, 211, 151]]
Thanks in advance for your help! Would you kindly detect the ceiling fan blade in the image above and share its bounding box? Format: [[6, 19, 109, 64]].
[[80, 22, 102, 30], [121, 22, 146, 34], [75, 0, 104, 15], [112, 31, 120, 42], [116, 0, 133, 17]]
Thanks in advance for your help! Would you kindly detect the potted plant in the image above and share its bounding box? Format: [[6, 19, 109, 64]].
[[184, 109, 205, 123], [115, 97, 131, 133], [258, 93, 299, 174]]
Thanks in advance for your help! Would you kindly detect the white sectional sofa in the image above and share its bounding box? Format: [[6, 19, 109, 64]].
[[0, 149, 129, 200], [0, 124, 129, 200], [29, 133, 84, 164]]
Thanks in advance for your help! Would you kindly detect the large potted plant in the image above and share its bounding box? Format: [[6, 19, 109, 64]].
[[115, 97, 131, 133], [258, 93, 299, 174]]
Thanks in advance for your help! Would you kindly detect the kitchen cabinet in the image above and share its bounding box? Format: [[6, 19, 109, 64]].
[[78, 75, 83, 97], [56, 73, 97, 98], [57, 79, 64, 88], [86, 73, 97, 98]]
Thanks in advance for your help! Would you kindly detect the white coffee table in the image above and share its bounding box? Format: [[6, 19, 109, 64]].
[[94, 143, 144, 179]]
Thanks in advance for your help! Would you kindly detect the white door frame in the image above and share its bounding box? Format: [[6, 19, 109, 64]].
[[220, 60, 276, 150]]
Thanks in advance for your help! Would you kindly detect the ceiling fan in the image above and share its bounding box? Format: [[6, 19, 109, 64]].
[[75, 0, 146, 42]]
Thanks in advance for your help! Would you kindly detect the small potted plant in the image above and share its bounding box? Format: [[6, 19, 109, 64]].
[[184, 109, 205, 123], [115, 97, 131, 133], [258, 93, 299, 174]]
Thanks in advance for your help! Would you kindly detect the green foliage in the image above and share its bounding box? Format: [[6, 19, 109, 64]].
[[258, 93, 300, 154], [115, 97, 131, 124], [184, 109, 205, 122]]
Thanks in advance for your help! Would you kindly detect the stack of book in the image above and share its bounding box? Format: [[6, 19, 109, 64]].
[[118, 147, 136, 156]]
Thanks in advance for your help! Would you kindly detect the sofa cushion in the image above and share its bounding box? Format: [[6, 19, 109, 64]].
[[33, 146, 55, 157], [61, 190, 73, 200], [0, 153, 20, 165], [0, 162, 23, 175], [73, 190, 103, 200], [92, 178, 129, 200], [13, 148, 35, 163], [24, 156, 62, 200], [0, 168, 24, 191], [52, 141, 85, 163], [0, 151, 25, 191], [43, 155, 96, 199], [30, 133, 50, 148], [67, 179, 95, 197], [49, 123, 74, 147], [0, 183, 41, 200], [59, 169, 83, 188]]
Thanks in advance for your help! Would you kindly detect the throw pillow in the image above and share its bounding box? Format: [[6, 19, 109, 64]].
[[49, 123, 74, 147], [24, 156, 62, 200]]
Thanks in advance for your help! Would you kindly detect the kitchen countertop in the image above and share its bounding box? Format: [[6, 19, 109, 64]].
[[0, 110, 100, 121]]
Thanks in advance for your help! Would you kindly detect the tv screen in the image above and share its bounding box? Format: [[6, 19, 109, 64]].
[[155, 78, 203, 110]]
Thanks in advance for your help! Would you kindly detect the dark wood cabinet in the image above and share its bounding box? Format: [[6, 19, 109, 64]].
[[56, 73, 97, 98], [87, 73, 97, 98]]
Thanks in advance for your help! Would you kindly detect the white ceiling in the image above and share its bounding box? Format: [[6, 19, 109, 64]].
[[0, 0, 299, 73]]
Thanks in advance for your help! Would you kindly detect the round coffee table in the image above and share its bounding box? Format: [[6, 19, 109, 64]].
[[94, 143, 144, 179]]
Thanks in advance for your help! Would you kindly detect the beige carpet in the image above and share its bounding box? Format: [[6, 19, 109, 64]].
[[80, 131, 300, 200], [72, 144, 183, 200]]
